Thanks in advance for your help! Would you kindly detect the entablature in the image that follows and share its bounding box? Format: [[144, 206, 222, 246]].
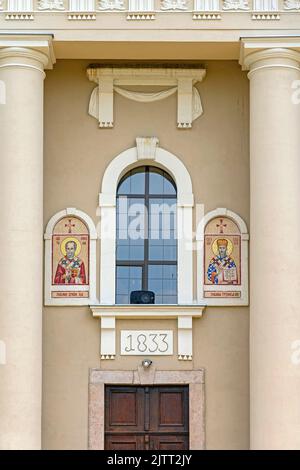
[[0, 0, 300, 28], [1, 7, 300, 61]]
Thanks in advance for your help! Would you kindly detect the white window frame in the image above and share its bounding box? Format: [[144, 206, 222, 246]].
[[44, 207, 98, 306], [99, 142, 194, 305]]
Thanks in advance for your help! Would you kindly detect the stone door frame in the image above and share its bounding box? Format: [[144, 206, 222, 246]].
[[88, 367, 205, 450]]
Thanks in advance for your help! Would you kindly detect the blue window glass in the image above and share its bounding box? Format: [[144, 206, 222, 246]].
[[116, 166, 177, 304]]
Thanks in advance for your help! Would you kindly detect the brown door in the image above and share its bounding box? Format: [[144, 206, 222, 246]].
[[105, 385, 189, 450]]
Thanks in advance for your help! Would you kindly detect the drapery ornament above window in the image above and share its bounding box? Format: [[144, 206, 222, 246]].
[[87, 66, 206, 129], [88, 85, 203, 126]]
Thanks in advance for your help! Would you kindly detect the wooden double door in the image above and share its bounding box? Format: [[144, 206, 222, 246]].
[[105, 385, 189, 450]]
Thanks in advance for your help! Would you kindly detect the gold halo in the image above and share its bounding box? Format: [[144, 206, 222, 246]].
[[212, 238, 233, 257], [60, 237, 81, 257]]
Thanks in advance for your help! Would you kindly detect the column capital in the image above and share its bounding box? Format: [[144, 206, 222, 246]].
[[0, 34, 55, 71], [239, 37, 300, 73]]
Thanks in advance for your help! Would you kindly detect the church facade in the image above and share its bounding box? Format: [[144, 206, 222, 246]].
[[0, 3, 300, 451]]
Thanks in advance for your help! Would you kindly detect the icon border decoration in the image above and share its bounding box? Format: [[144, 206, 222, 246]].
[[44, 207, 98, 306], [196, 207, 249, 306]]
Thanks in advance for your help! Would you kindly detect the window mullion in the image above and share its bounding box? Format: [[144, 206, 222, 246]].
[[144, 167, 150, 291]]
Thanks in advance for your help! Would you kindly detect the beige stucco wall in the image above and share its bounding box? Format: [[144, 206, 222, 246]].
[[42, 59, 250, 450]]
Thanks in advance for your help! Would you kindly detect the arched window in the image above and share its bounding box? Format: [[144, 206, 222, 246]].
[[116, 166, 177, 304]]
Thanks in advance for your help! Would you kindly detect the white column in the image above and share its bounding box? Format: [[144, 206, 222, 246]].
[[0, 35, 55, 450], [240, 39, 300, 450]]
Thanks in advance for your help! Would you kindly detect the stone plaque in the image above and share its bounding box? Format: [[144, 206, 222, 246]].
[[121, 330, 173, 356]]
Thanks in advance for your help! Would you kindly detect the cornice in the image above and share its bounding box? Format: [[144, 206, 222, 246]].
[[90, 304, 205, 319], [87, 66, 206, 85]]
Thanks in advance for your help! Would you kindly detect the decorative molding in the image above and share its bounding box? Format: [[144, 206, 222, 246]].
[[5, 0, 35, 18], [68, 0, 96, 18], [252, 0, 280, 17], [126, 12, 155, 19], [127, 0, 155, 19], [0, 4, 300, 20], [87, 66, 206, 129], [98, 0, 125, 9], [161, 0, 188, 10], [90, 305, 204, 361], [223, 0, 249, 10], [5, 13, 34, 18], [89, 85, 203, 128], [91, 304, 205, 317], [251, 12, 280, 18], [100, 145, 194, 207], [177, 316, 193, 360], [284, 0, 300, 9], [196, 208, 249, 306], [88, 368, 205, 450], [239, 38, 300, 72], [38, 0, 65, 9], [136, 136, 159, 159], [0, 35, 55, 70], [5, 0, 34, 17], [44, 207, 98, 306], [100, 317, 116, 359], [98, 143, 194, 305], [193, 12, 221, 19], [68, 12, 96, 17]]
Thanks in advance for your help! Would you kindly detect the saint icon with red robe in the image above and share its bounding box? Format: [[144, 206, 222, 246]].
[[54, 238, 87, 285]]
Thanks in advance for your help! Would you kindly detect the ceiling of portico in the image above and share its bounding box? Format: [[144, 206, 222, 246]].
[[52, 41, 241, 60]]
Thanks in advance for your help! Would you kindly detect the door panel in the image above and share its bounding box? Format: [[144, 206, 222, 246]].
[[105, 435, 145, 450], [150, 386, 189, 433], [150, 435, 189, 451], [105, 386, 145, 433], [105, 385, 189, 450]]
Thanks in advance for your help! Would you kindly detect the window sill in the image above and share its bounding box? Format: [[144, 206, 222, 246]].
[[90, 303, 206, 319]]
